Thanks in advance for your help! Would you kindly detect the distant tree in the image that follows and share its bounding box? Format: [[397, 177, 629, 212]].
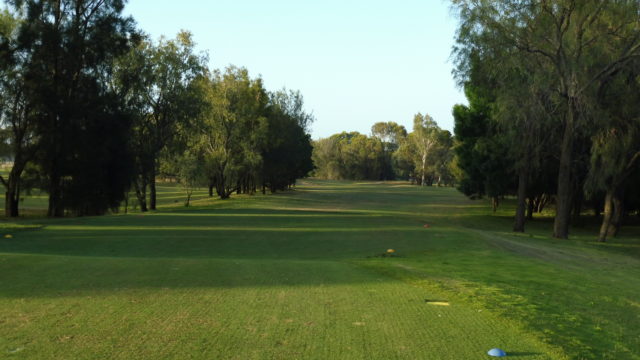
[[412, 113, 440, 186], [431, 129, 454, 186], [311, 137, 341, 180], [371, 122, 407, 180], [393, 136, 418, 182], [311, 132, 385, 181]]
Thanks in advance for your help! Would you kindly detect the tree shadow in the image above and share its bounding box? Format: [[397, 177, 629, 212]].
[[0, 208, 447, 298]]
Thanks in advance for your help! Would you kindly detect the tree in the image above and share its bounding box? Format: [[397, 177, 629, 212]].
[[311, 137, 341, 179], [452, 86, 513, 211], [0, 9, 39, 217], [118, 31, 205, 211], [452, 0, 640, 238], [371, 121, 407, 180], [261, 92, 313, 193], [311, 132, 385, 181], [8, 0, 138, 216], [270, 88, 315, 132], [198, 66, 268, 199], [586, 62, 640, 242], [174, 151, 206, 207], [431, 129, 454, 186], [411, 113, 439, 186]]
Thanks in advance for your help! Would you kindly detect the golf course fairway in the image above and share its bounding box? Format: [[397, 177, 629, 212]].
[[1, 180, 638, 359]]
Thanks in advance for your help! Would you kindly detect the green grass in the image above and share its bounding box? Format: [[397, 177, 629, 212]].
[[0, 180, 638, 359]]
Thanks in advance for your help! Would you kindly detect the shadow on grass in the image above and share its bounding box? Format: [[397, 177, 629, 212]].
[[0, 255, 398, 298]]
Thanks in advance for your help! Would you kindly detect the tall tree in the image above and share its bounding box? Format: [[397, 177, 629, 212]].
[[118, 31, 205, 211], [0, 9, 39, 217], [198, 66, 268, 199], [412, 113, 439, 186], [452, 0, 640, 238], [270, 88, 315, 132], [8, 0, 137, 216], [371, 121, 407, 180], [586, 62, 640, 242], [453, 86, 513, 211], [261, 97, 313, 193]]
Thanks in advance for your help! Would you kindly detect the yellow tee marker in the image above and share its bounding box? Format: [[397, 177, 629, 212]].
[[4, 234, 13, 239], [426, 301, 450, 306]]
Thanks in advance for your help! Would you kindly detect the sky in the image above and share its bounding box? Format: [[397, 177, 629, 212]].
[[126, 1, 467, 139]]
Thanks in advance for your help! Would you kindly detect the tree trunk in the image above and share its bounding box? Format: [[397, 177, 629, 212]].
[[47, 171, 64, 217], [553, 101, 576, 239], [526, 198, 534, 220], [608, 188, 624, 238], [208, 183, 214, 197], [149, 162, 157, 210], [513, 169, 528, 232], [4, 163, 24, 217], [420, 153, 426, 186], [5, 188, 18, 217], [134, 178, 148, 212], [598, 189, 614, 242], [216, 173, 230, 199], [537, 194, 549, 213], [492, 197, 499, 213]]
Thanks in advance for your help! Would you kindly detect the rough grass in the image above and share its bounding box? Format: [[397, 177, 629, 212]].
[[0, 180, 638, 359]]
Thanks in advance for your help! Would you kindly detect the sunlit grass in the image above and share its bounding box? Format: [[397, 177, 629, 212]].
[[0, 180, 638, 359]]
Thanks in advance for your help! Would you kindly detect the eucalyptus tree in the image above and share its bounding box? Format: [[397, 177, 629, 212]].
[[311, 137, 340, 179], [371, 121, 407, 180], [586, 62, 640, 242], [412, 113, 440, 186], [452, 0, 640, 238], [393, 135, 417, 182], [118, 31, 206, 211], [432, 129, 454, 186], [311, 132, 385, 181], [198, 66, 268, 199], [174, 150, 206, 207]]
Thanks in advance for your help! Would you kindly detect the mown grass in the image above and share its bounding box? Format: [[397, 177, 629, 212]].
[[0, 180, 638, 359]]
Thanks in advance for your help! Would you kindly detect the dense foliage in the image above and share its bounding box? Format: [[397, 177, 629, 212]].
[[0, 1, 314, 216], [451, 0, 640, 240], [312, 117, 454, 185]]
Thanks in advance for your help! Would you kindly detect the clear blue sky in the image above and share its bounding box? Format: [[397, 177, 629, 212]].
[[125, 0, 466, 138], [125, 1, 466, 139]]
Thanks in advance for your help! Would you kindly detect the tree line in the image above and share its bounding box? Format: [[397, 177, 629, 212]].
[[451, 0, 640, 241], [312, 115, 454, 186], [0, 0, 313, 217]]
